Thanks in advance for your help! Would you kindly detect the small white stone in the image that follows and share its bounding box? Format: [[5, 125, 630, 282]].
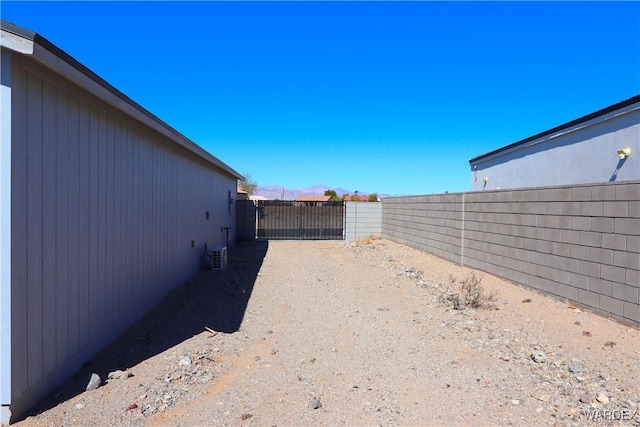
[[85, 373, 101, 391]]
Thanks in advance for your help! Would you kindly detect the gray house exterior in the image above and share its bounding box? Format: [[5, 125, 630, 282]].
[[469, 95, 640, 191], [0, 21, 243, 423]]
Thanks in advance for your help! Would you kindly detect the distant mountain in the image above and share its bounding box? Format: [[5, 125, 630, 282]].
[[254, 184, 391, 200]]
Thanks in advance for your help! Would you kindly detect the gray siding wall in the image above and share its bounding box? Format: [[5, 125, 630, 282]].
[[345, 202, 382, 241], [470, 105, 640, 191], [383, 181, 640, 328], [9, 53, 237, 418]]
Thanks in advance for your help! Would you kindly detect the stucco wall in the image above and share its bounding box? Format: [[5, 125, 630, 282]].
[[470, 103, 640, 191], [7, 52, 237, 421], [383, 181, 640, 328]]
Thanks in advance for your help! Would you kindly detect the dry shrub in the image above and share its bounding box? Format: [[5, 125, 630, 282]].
[[445, 273, 497, 310]]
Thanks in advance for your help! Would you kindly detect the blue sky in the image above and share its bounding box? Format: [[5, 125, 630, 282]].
[[2, 1, 639, 196]]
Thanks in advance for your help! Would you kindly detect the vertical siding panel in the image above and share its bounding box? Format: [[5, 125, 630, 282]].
[[105, 114, 114, 329], [157, 143, 164, 286], [162, 145, 168, 285], [88, 105, 100, 338], [132, 129, 140, 307], [163, 146, 170, 284], [67, 93, 80, 355], [26, 70, 44, 387], [97, 111, 107, 334], [151, 137, 159, 292], [41, 79, 57, 376], [11, 62, 29, 397], [136, 131, 146, 306], [141, 131, 148, 302], [113, 117, 121, 323], [172, 154, 179, 281], [55, 87, 70, 364], [113, 118, 122, 324], [150, 136, 157, 293], [166, 148, 172, 282], [77, 100, 90, 348], [174, 156, 180, 272], [148, 136, 155, 294], [123, 123, 133, 321]]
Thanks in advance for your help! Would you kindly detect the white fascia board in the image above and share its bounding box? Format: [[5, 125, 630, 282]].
[[0, 29, 33, 54], [28, 40, 242, 180]]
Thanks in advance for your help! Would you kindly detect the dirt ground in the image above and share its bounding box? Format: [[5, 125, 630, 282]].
[[13, 239, 640, 426]]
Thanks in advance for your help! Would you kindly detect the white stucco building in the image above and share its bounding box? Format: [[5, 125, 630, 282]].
[[1, 20, 243, 423], [469, 95, 640, 191]]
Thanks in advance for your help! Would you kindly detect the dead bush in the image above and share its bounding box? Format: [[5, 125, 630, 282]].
[[460, 273, 497, 309], [444, 273, 497, 310]]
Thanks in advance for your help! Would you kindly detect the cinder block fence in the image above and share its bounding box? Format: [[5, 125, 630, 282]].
[[382, 181, 640, 328], [345, 201, 382, 241]]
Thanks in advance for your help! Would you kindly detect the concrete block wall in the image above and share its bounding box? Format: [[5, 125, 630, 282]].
[[382, 194, 463, 262], [382, 181, 640, 328], [345, 202, 382, 241]]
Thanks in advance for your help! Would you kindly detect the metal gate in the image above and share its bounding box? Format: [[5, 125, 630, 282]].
[[256, 200, 344, 240]]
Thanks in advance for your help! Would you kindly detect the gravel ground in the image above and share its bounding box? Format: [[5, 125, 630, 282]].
[[14, 239, 640, 426]]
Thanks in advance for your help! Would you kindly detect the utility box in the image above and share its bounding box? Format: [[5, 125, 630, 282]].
[[207, 246, 228, 270]]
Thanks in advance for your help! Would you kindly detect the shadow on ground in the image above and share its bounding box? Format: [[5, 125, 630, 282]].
[[24, 240, 269, 419]]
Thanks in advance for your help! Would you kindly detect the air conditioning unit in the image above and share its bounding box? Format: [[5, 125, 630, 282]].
[[207, 245, 227, 270]]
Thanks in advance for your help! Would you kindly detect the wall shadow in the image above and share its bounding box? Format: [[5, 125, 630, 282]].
[[22, 240, 268, 419], [609, 158, 626, 181]]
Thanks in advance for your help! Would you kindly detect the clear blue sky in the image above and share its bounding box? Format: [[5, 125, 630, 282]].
[[2, 1, 639, 196]]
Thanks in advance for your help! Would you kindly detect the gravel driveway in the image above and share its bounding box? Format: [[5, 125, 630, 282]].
[[15, 239, 640, 426]]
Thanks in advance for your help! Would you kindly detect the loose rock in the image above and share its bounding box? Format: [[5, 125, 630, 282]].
[[85, 373, 102, 391], [579, 395, 592, 404], [567, 363, 584, 373], [531, 351, 547, 363], [531, 392, 551, 402]]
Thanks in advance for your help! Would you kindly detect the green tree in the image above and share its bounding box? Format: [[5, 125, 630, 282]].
[[367, 193, 379, 202], [324, 189, 337, 200], [239, 172, 258, 196]]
